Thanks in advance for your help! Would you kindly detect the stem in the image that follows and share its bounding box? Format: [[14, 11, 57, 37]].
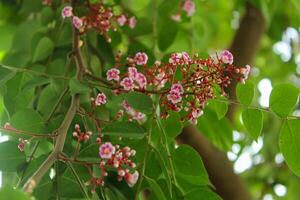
[[0, 64, 70, 80], [16, 141, 40, 188], [0, 127, 57, 138], [23, 4, 85, 192], [156, 118, 178, 186], [23, 94, 80, 193], [134, 116, 154, 200], [45, 87, 69, 125], [66, 160, 90, 199]]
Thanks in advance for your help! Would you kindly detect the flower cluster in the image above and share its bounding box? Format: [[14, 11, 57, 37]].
[[61, 2, 136, 42], [171, 0, 196, 22], [86, 141, 138, 192], [103, 50, 250, 124], [72, 124, 93, 142], [106, 58, 148, 91]]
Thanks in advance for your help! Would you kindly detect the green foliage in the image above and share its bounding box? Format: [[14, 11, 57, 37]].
[[102, 121, 146, 139], [1, 0, 300, 199], [242, 108, 263, 140], [209, 99, 228, 119], [69, 78, 90, 95], [279, 119, 300, 177], [123, 92, 153, 114], [32, 37, 54, 62], [236, 82, 254, 106], [270, 83, 299, 118], [173, 145, 210, 188], [0, 187, 31, 200], [0, 141, 25, 172]]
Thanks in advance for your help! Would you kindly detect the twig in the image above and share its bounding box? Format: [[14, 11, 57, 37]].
[[23, 2, 84, 192]]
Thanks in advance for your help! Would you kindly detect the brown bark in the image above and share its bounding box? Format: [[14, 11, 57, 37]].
[[177, 3, 266, 200]]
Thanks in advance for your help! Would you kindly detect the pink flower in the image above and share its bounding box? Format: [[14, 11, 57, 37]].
[[128, 16, 137, 29], [106, 68, 120, 81], [99, 142, 116, 159], [154, 72, 167, 89], [171, 14, 182, 22], [117, 14, 127, 26], [120, 77, 134, 91], [122, 100, 132, 111], [128, 67, 138, 80], [182, 52, 191, 63], [125, 171, 139, 187], [132, 112, 146, 123], [169, 52, 191, 65], [220, 50, 233, 64], [167, 91, 182, 104], [73, 16, 83, 30], [171, 83, 184, 94], [134, 52, 148, 65], [62, 6, 73, 18], [239, 65, 251, 84], [95, 93, 107, 106], [191, 108, 203, 118], [136, 73, 147, 89], [182, 0, 196, 17]]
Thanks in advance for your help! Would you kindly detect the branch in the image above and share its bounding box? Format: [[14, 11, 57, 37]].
[[23, 3, 84, 192]]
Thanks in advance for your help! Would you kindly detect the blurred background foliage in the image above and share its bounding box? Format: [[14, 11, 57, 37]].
[[0, 0, 300, 200]]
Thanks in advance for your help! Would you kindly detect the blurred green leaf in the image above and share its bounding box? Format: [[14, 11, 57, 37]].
[[279, 119, 300, 177], [145, 176, 168, 200], [10, 108, 44, 134], [158, 19, 179, 51], [123, 92, 153, 114], [0, 141, 25, 172], [242, 108, 263, 140], [21, 76, 50, 91], [32, 37, 54, 62], [0, 187, 31, 200], [163, 111, 182, 139], [0, 67, 16, 87], [270, 83, 299, 118], [69, 78, 90, 95], [236, 82, 254, 106], [173, 145, 209, 189], [102, 121, 146, 139], [209, 99, 228, 120]]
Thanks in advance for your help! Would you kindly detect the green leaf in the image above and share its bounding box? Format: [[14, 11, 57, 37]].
[[78, 143, 100, 162], [69, 78, 90, 95], [209, 99, 228, 120], [102, 121, 146, 139], [145, 176, 168, 200], [10, 108, 44, 134], [0, 187, 31, 200], [236, 82, 254, 106], [242, 108, 263, 140], [123, 92, 153, 114], [0, 141, 26, 172], [32, 37, 54, 62], [270, 83, 299, 118], [173, 145, 209, 188], [21, 76, 50, 91], [163, 111, 182, 139], [158, 19, 179, 51], [185, 188, 222, 200], [0, 67, 16, 87], [196, 109, 233, 151], [279, 119, 300, 177]]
